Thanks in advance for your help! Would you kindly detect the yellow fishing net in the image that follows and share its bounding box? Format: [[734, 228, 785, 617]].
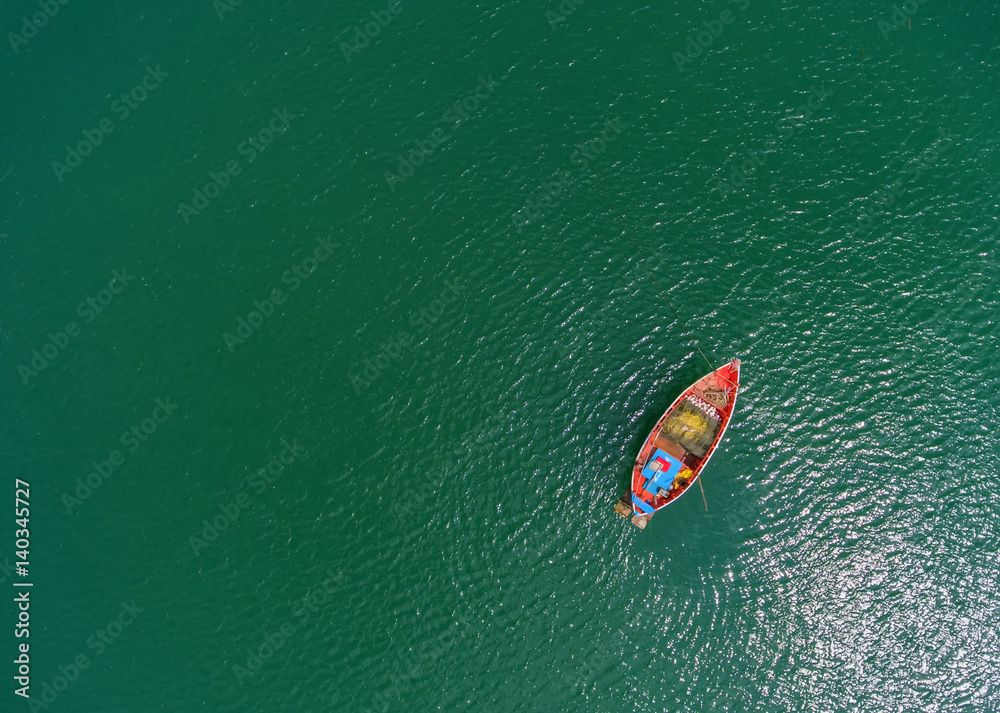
[[662, 398, 720, 458]]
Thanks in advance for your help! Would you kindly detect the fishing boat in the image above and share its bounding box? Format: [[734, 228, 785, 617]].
[[615, 359, 741, 529]]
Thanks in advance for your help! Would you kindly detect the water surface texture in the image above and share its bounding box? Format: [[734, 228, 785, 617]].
[[2, 1, 999, 711]]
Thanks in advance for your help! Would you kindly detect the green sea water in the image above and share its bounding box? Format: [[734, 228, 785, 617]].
[[2, 1, 999, 711]]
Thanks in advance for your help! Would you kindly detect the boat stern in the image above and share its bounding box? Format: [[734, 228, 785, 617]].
[[613, 495, 650, 529]]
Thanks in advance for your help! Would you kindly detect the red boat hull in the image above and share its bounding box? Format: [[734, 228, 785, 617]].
[[616, 359, 741, 528]]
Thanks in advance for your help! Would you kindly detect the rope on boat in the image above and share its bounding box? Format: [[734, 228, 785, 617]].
[[603, 192, 718, 375]]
